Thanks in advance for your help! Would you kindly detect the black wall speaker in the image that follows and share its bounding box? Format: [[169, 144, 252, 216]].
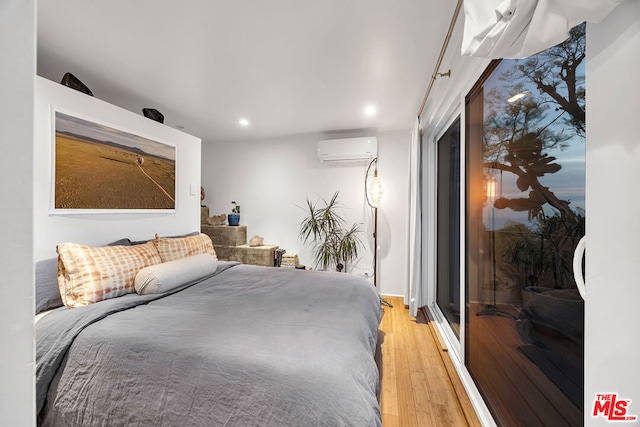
[[60, 73, 93, 96], [142, 108, 164, 123]]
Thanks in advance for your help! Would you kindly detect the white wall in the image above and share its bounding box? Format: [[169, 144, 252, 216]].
[[585, 2, 640, 425], [33, 77, 202, 261], [0, 0, 35, 425], [201, 130, 410, 296]]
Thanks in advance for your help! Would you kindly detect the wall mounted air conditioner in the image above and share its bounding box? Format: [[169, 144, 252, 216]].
[[317, 137, 378, 163]]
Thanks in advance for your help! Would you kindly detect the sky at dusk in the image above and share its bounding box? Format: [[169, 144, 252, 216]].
[[482, 55, 586, 230], [55, 112, 175, 161]]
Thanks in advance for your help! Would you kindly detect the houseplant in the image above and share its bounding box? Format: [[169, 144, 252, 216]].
[[298, 192, 363, 273], [228, 201, 241, 226]]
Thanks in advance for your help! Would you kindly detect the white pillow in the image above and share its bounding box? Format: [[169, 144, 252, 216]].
[[134, 253, 218, 295]]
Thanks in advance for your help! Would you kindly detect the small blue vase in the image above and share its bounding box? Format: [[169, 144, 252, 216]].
[[228, 214, 240, 226]]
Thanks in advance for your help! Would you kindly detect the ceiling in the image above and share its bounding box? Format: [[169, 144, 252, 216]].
[[37, 1, 456, 143]]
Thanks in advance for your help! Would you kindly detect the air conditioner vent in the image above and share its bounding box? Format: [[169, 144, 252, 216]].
[[317, 137, 377, 163]]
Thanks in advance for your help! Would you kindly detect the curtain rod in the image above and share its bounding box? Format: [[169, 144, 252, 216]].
[[416, 0, 463, 119]]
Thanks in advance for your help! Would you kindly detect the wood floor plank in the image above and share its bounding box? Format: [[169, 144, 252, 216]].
[[378, 296, 480, 426], [420, 308, 482, 427], [390, 305, 419, 427], [380, 330, 399, 417], [381, 413, 400, 427]]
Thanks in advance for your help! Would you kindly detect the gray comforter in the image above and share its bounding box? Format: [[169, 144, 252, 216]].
[[36, 263, 382, 426]]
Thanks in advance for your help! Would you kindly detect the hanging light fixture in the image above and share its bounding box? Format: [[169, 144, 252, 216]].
[[485, 173, 497, 202], [366, 158, 384, 208], [478, 163, 512, 319], [365, 157, 392, 307], [484, 161, 500, 203]]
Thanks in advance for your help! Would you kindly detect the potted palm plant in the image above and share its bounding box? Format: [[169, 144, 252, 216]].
[[228, 201, 241, 226], [298, 192, 363, 273]]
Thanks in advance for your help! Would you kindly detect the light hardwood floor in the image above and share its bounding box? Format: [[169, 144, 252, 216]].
[[378, 296, 481, 427]]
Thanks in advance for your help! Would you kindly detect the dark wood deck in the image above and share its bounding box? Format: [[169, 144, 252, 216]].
[[467, 303, 583, 426]]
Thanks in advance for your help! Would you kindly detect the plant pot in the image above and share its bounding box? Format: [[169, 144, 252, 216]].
[[228, 214, 240, 226]]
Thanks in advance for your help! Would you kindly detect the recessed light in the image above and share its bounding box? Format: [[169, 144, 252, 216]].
[[364, 105, 376, 116], [507, 92, 527, 103], [238, 118, 250, 126], [174, 124, 185, 130]]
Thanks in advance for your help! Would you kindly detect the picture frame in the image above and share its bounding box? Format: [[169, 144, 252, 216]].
[[51, 109, 177, 214]]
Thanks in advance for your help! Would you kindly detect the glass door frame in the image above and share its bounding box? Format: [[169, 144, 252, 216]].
[[420, 56, 502, 427], [423, 106, 465, 363]]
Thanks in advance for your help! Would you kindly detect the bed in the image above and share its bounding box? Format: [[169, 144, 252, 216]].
[[35, 234, 382, 426]]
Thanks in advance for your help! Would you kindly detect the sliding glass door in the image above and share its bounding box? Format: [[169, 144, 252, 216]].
[[465, 24, 586, 426], [436, 117, 461, 339]]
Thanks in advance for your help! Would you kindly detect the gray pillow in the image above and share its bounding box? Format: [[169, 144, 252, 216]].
[[35, 258, 63, 314], [108, 232, 199, 247], [108, 238, 133, 246], [162, 231, 200, 239]]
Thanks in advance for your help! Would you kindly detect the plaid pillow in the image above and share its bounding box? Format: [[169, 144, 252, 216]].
[[153, 233, 217, 263], [57, 241, 162, 307]]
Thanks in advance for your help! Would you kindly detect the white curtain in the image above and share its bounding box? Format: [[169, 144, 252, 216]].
[[461, 0, 625, 58], [405, 117, 422, 317]]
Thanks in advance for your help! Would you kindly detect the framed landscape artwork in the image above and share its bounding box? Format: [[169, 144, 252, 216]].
[[52, 110, 176, 213]]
